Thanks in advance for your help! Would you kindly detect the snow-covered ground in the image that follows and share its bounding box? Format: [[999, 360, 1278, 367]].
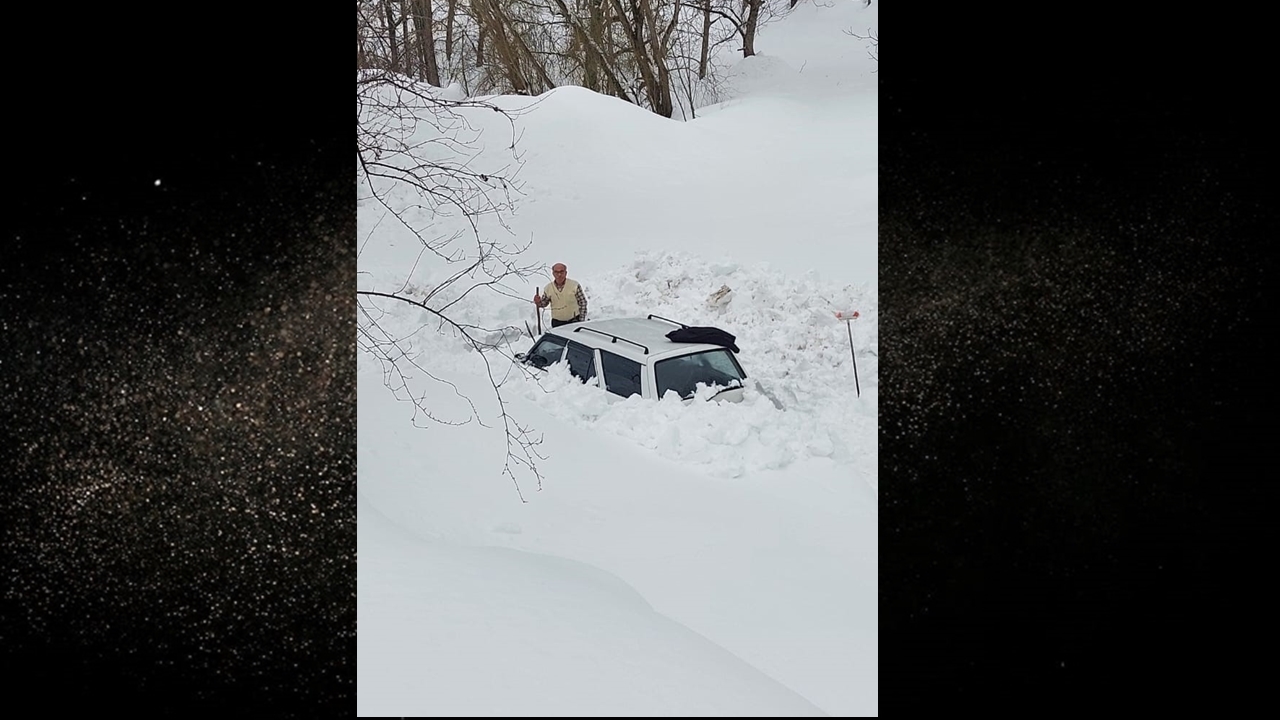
[[358, 2, 878, 715]]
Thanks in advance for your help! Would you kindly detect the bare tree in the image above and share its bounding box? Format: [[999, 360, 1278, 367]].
[[741, 0, 761, 57], [446, 0, 459, 60], [383, 0, 402, 72], [699, 0, 712, 77], [472, 0, 559, 94], [359, 1, 374, 68], [673, 0, 790, 59], [549, 0, 637, 102], [602, 0, 680, 116], [400, 0, 413, 71], [669, 3, 734, 118], [357, 68, 548, 499], [413, 0, 443, 85], [358, 0, 788, 118]]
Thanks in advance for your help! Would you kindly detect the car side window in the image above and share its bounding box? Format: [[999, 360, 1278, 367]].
[[654, 355, 698, 399], [600, 350, 642, 399], [564, 341, 596, 383], [527, 335, 568, 369]]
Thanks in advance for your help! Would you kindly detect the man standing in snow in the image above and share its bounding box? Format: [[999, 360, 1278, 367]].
[[534, 263, 588, 327]]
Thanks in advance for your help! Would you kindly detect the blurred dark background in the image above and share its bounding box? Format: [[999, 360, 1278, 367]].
[[2, 7, 353, 717], [880, 4, 1273, 712]]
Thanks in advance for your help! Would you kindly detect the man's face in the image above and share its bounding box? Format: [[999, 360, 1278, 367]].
[[552, 266, 567, 282]]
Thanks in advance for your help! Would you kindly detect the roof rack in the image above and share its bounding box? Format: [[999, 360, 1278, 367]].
[[646, 314, 688, 329], [574, 326, 649, 354]]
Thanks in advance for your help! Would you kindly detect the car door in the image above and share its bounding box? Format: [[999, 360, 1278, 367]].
[[563, 340, 598, 385], [599, 349, 643, 400]]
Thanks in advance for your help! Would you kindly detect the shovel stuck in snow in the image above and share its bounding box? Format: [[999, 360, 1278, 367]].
[[834, 310, 860, 398]]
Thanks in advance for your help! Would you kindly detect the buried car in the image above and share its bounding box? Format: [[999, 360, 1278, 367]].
[[516, 315, 749, 403]]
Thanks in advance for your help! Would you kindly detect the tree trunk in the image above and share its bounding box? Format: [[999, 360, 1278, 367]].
[[383, 0, 400, 72], [445, 0, 456, 60], [580, 0, 599, 90], [629, 0, 645, 50], [743, 0, 760, 57], [641, 0, 678, 117], [413, 0, 442, 85], [699, 0, 711, 79], [358, 12, 368, 69], [400, 0, 411, 69]]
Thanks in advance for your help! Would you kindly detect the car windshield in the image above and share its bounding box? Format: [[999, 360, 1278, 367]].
[[654, 349, 746, 400], [526, 335, 568, 368]]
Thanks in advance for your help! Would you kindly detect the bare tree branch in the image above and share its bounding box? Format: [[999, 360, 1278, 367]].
[[357, 67, 550, 499], [357, 290, 547, 499], [845, 26, 877, 66]]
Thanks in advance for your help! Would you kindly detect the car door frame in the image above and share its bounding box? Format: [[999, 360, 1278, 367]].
[[597, 347, 647, 401], [562, 338, 601, 387]]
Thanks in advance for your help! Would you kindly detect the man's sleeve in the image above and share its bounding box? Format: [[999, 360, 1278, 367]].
[[576, 285, 588, 319]]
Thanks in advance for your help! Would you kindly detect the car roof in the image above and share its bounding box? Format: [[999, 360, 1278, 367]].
[[545, 317, 725, 361]]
